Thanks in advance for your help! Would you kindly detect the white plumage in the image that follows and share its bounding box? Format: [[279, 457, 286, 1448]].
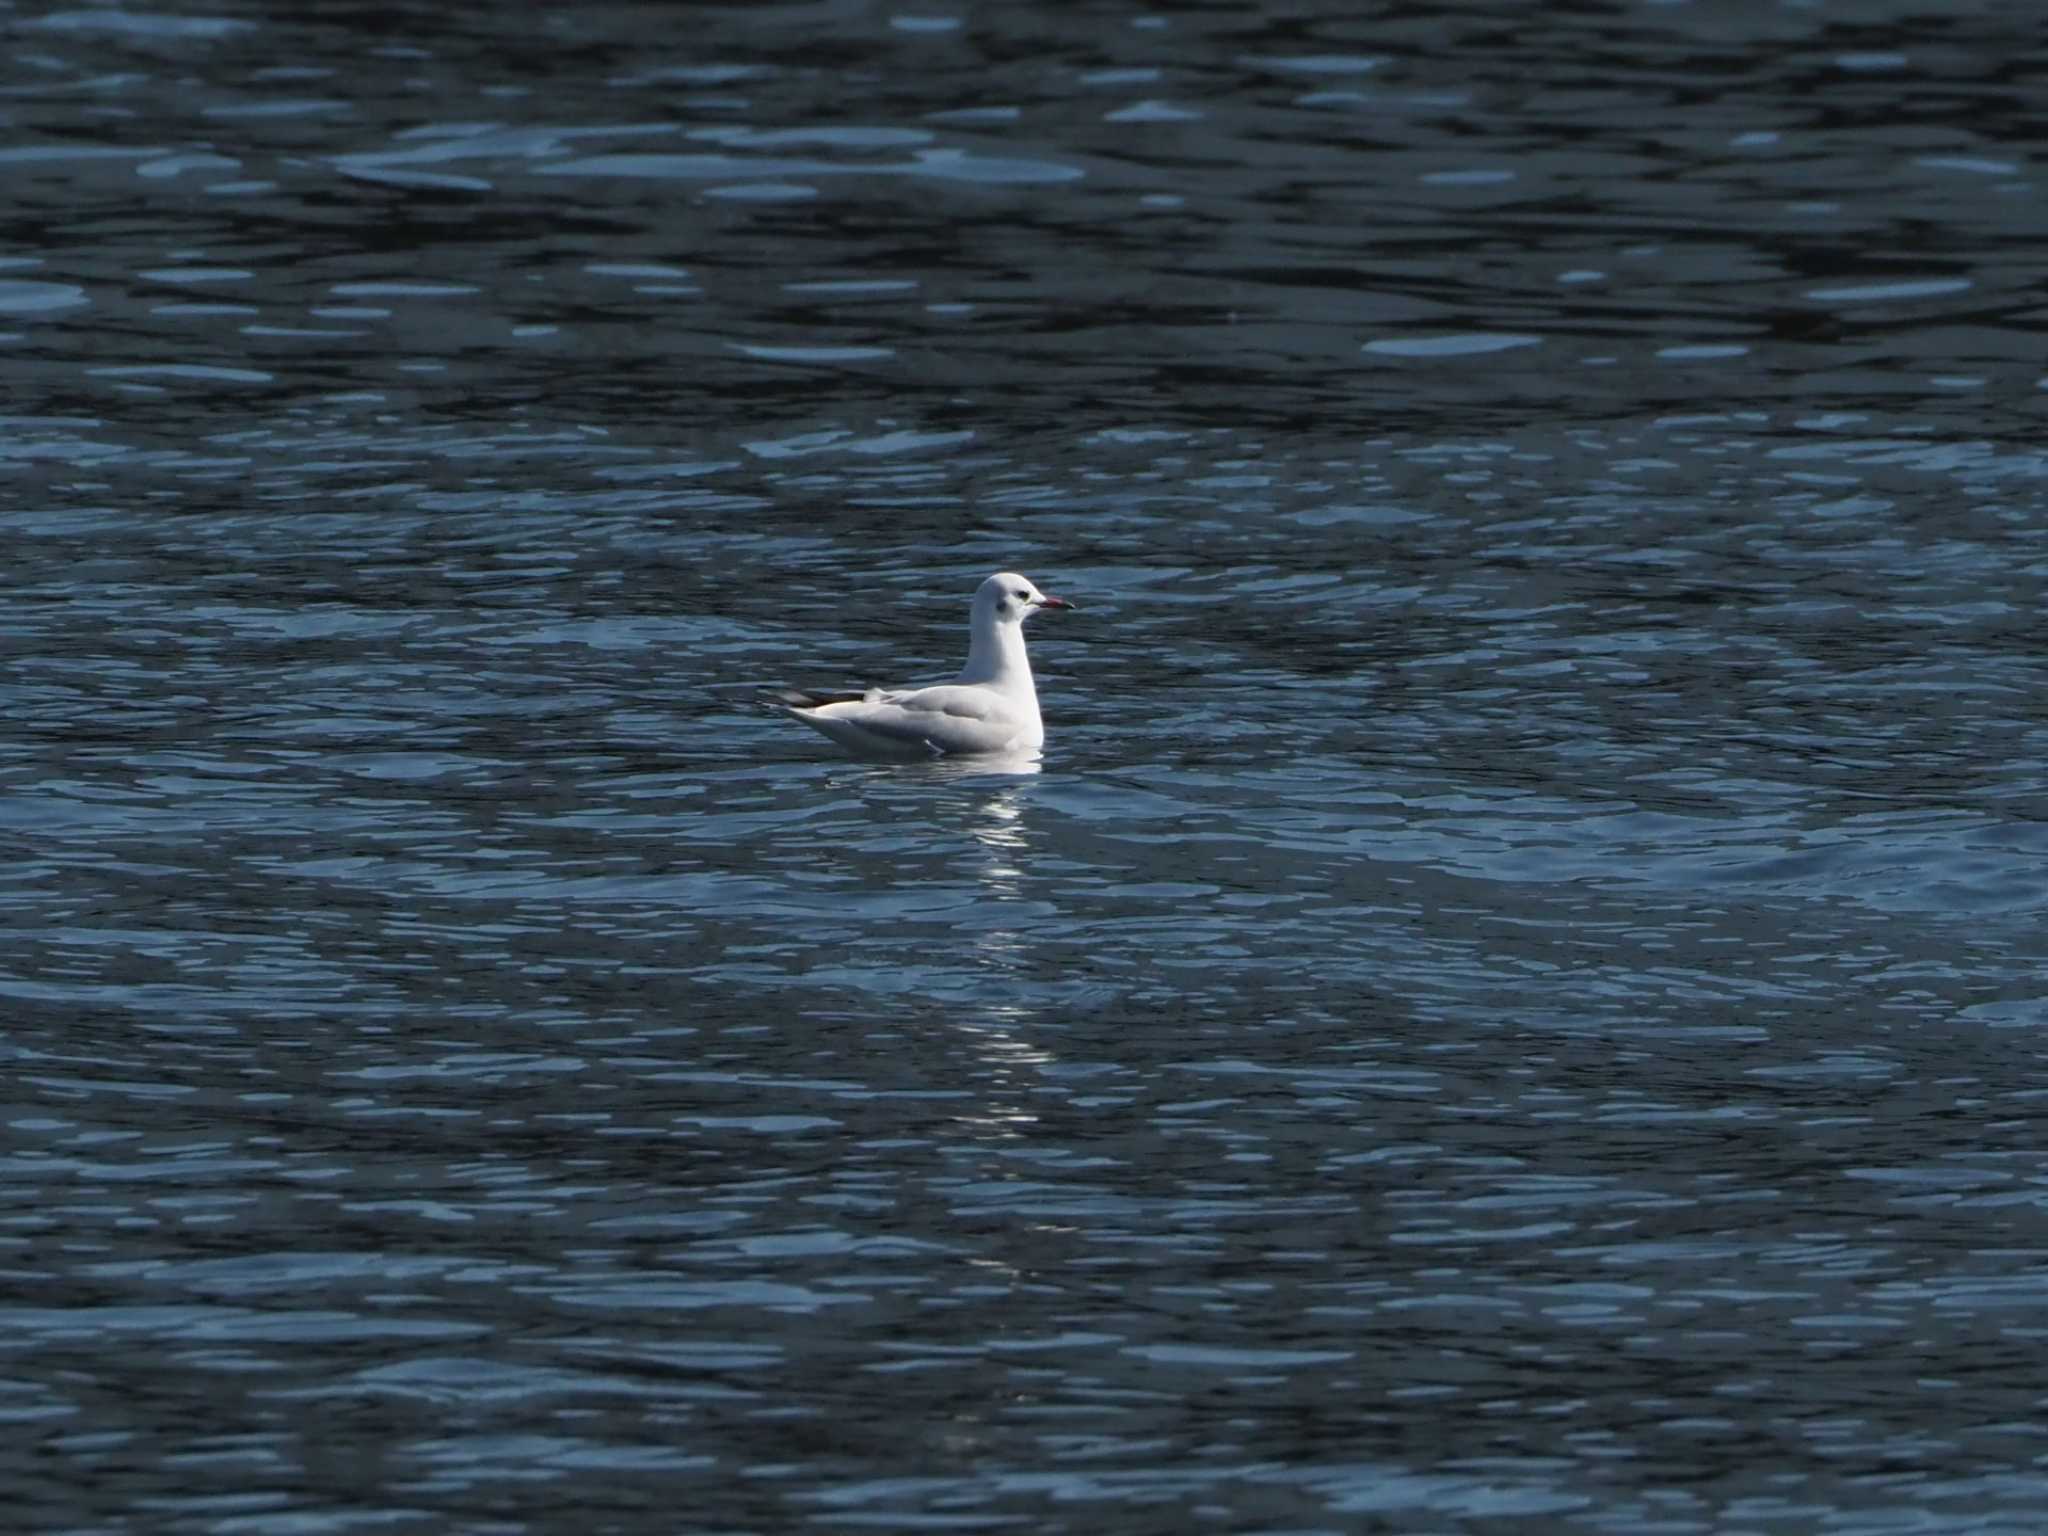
[[773, 572, 1073, 759]]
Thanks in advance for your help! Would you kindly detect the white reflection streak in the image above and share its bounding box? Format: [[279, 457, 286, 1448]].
[[960, 761, 1039, 952], [953, 1005, 1051, 1140], [948, 755, 1060, 1142], [972, 781, 1028, 902]]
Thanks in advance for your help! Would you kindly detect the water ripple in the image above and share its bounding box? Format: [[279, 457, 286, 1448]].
[[5, 4, 2047, 1532]]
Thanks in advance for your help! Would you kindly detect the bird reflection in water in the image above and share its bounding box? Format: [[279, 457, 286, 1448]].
[[944, 752, 1060, 1142], [952, 753, 1039, 941], [919, 747, 1044, 782]]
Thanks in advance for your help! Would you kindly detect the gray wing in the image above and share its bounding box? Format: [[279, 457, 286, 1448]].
[[820, 684, 1026, 755], [766, 687, 878, 709]]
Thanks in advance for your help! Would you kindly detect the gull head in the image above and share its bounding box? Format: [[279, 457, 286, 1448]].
[[975, 571, 1074, 627]]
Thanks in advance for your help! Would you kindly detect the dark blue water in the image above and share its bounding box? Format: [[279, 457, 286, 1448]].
[[6, 3, 2048, 1532]]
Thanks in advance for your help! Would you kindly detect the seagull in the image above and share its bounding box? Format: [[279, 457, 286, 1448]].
[[772, 571, 1074, 759]]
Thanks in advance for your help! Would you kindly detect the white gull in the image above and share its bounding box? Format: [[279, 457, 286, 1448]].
[[772, 571, 1074, 759]]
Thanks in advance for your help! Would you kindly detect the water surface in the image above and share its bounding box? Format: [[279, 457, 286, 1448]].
[[5, 3, 2048, 1532]]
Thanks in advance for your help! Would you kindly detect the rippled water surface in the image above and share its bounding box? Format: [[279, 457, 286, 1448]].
[[7, 3, 2048, 1532]]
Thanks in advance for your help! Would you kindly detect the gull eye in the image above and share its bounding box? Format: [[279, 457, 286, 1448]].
[[1013, 588, 1029, 599]]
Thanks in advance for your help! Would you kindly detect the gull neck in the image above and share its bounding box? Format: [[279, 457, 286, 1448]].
[[959, 610, 1034, 690]]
